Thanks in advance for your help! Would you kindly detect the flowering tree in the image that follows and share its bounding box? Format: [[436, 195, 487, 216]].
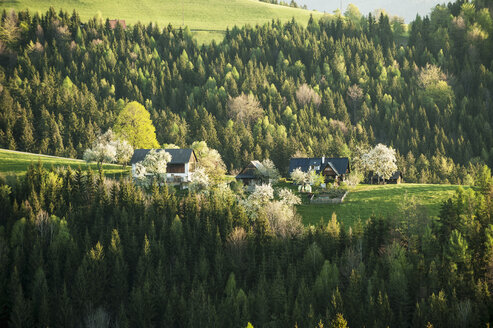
[[291, 168, 317, 191], [189, 167, 210, 192], [255, 159, 280, 183], [191, 141, 226, 182], [291, 167, 309, 185], [115, 139, 133, 167], [278, 188, 301, 206], [241, 184, 303, 238], [263, 201, 303, 238], [134, 149, 172, 185], [361, 144, 398, 183], [83, 129, 134, 169], [83, 129, 117, 168]]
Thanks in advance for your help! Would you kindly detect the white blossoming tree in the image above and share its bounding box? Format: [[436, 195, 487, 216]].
[[241, 184, 303, 238], [291, 167, 309, 185], [362, 143, 398, 183], [189, 167, 210, 192], [191, 141, 227, 183], [135, 149, 172, 186], [83, 129, 134, 169], [255, 159, 280, 183], [263, 201, 303, 238], [83, 130, 117, 168], [290, 167, 315, 192], [278, 188, 301, 206], [115, 139, 134, 167]]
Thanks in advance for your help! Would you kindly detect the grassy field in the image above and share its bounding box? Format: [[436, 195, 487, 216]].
[[1, 0, 325, 43], [0, 149, 129, 178], [297, 184, 466, 228]]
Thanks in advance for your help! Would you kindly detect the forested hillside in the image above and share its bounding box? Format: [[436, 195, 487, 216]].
[[0, 1, 492, 183], [0, 163, 492, 327]]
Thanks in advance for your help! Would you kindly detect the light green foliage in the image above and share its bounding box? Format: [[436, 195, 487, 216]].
[[113, 101, 160, 149], [191, 141, 226, 182]]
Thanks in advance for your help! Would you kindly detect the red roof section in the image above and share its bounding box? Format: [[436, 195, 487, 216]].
[[108, 20, 126, 29]]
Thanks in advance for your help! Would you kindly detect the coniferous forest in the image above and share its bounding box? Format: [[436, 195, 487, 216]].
[[1, 0, 493, 327], [0, 1, 492, 181]]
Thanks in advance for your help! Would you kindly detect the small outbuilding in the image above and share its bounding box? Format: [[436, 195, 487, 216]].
[[235, 160, 266, 188], [367, 171, 403, 184]]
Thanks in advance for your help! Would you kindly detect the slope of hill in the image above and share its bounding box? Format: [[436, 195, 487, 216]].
[[0, 0, 323, 43], [0, 149, 129, 177], [298, 184, 466, 227]]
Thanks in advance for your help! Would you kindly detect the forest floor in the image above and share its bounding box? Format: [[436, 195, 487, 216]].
[[297, 183, 468, 228], [0, 149, 129, 178], [0, 0, 324, 44]]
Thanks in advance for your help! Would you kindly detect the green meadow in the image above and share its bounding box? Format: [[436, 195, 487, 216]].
[[1, 0, 324, 43], [297, 183, 466, 227], [0, 149, 129, 178]]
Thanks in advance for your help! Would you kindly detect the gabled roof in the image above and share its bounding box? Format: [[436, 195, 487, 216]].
[[390, 171, 402, 180], [325, 158, 350, 176], [368, 171, 402, 180], [108, 19, 126, 29], [288, 157, 349, 176], [322, 161, 340, 175], [236, 160, 265, 179], [130, 149, 195, 165]]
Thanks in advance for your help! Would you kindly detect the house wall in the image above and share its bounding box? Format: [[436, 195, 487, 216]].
[[131, 162, 192, 184]]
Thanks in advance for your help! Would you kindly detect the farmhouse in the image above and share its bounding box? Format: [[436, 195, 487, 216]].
[[367, 171, 403, 184], [236, 160, 266, 187], [130, 148, 197, 185], [288, 157, 350, 182]]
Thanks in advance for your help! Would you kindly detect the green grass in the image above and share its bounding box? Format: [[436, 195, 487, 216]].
[[297, 184, 466, 228], [1, 0, 324, 43], [0, 149, 130, 178]]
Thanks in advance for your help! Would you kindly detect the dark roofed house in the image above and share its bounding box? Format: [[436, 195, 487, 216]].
[[288, 157, 350, 183], [108, 19, 126, 29], [236, 161, 266, 189], [368, 171, 402, 184], [130, 149, 197, 186]]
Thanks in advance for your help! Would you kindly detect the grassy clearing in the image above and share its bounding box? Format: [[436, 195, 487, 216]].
[[0, 149, 129, 178], [1, 0, 324, 43], [297, 183, 466, 228]]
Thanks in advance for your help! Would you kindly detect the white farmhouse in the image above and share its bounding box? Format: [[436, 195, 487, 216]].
[[130, 148, 198, 186]]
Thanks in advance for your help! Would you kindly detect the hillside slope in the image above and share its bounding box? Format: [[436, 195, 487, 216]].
[[297, 184, 466, 227], [0, 149, 129, 177], [0, 0, 323, 43]]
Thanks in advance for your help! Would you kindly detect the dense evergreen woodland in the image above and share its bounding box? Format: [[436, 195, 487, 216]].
[[0, 0, 492, 182], [1, 0, 493, 326], [0, 163, 491, 327]]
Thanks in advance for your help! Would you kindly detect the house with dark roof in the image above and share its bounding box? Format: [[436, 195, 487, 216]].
[[236, 161, 266, 188], [288, 157, 350, 182], [130, 149, 197, 186], [367, 171, 402, 184]]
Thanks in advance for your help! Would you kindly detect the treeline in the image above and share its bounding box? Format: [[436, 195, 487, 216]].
[[0, 164, 492, 327], [259, 0, 308, 10], [0, 1, 492, 184]]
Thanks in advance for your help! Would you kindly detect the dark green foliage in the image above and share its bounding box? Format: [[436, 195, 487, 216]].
[[0, 160, 491, 327]]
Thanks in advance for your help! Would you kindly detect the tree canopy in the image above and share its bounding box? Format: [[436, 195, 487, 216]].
[[113, 101, 160, 149]]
